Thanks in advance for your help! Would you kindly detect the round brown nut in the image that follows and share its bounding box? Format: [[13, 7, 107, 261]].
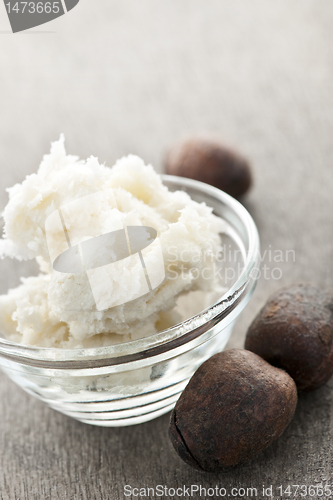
[[245, 284, 333, 392], [169, 349, 297, 472], [164, 138, 252, 198]]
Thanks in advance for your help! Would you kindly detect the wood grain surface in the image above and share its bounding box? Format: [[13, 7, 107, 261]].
[[0, 1, 332, 499]]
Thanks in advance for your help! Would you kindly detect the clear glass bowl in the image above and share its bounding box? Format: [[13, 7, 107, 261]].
[[0, 176, 260, 426]]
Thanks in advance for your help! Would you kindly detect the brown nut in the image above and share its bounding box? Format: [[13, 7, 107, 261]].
[[169, 349, 297, 472], [245, 284, 333, 392], [164, 138, 252, 198]]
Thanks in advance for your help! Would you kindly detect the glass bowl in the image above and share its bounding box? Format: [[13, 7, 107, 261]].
[[0, 175, 260, 426]]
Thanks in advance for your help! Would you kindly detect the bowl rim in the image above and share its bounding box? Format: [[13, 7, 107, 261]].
[[0, 175, 260, 365]]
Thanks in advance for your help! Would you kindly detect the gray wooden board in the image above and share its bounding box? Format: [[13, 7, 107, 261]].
[[0, 1, 332, 498]]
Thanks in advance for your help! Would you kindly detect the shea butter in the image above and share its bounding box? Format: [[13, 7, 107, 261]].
[[0, 136, 225, 348]]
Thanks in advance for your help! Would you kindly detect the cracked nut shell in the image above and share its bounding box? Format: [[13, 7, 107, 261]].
[[169, 349, 297, 472], [164, 138, 252, 198], [245, 284, 333, 391]]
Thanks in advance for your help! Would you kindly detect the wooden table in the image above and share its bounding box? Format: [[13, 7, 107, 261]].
[[0, 1, 332, 498]]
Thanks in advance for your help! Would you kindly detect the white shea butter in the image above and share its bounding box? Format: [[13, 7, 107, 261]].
[[0, 136, 225, 348]]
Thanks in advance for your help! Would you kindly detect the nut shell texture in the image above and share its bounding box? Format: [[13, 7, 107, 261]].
[[245, 284, 333, 391], [165, 138, 252, 198], [169, 349, 297, 472]]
